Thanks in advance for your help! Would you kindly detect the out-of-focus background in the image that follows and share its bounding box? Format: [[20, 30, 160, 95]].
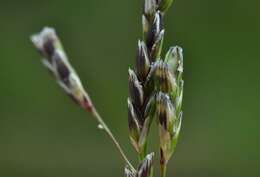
[[0, 0, 259, 177]]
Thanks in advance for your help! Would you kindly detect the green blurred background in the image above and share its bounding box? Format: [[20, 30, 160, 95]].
[[0, 0, 259, 176]]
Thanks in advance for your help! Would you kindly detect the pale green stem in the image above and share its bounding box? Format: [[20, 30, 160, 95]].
[[91, 107, 136, 173], [160, 163, 167, 177]]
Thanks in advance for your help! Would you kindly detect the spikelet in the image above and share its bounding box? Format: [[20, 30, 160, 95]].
[[31, 27, 93, 112]]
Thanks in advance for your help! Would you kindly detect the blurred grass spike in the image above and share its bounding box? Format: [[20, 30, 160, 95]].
[[30, 27, 93, 112]]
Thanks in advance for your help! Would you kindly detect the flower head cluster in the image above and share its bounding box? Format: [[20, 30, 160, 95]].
[[128, 4, 165, 158], [128, 0, 184, 176]]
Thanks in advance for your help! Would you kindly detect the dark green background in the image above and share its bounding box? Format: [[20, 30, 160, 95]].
[[0, 0, 259, 176]]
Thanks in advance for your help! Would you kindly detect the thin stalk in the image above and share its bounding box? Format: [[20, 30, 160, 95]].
[[90, 107, 136, 172]]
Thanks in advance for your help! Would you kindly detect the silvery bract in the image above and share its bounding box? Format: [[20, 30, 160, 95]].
[[124, 166, 135, 177], [136, 153, 154, 177]]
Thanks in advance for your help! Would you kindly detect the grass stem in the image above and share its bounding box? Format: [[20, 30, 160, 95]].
[[91, 107, 136, 173], [160, 163, 167, 177]]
